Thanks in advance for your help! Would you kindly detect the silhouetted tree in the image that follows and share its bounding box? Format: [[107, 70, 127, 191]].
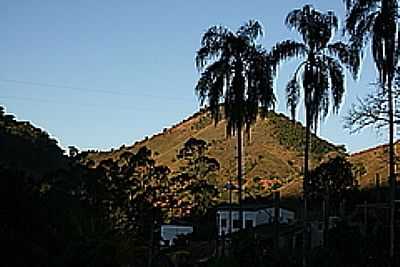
[[68, 145, 79, 158], [343, 0, 400, 260], [270, 4, 359, 235], [173, 138, 220, 219], [195, 20, 275, 228], [344, 69, 400, 133], [309, 156, 356, 212]]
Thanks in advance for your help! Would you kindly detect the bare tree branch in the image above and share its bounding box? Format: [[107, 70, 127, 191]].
[[344, 79, 400, 134]]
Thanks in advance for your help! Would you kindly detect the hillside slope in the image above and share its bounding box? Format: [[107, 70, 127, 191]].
[[350, 142, 400, 189], [0, 106, 68, 177], [84, 109, 342, 199]]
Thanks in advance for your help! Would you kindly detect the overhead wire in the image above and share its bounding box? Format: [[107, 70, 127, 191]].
[[0, 78, 194, 103]]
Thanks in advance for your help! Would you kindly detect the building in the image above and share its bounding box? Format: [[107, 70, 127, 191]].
[[216, 204, 295, 236], [160, 224, 193, 246]]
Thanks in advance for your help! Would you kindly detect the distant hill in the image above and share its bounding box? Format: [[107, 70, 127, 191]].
[[349, 141, 400, 189], [84, 108, 344, 200], [0, 106, 68, 177]]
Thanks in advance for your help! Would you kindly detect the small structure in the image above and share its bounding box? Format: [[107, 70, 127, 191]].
[[216, 203, 295, 236], [160, 224, 193, 246]]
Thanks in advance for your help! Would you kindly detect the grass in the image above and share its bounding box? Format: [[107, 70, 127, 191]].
[[84, 109, 345, 200]]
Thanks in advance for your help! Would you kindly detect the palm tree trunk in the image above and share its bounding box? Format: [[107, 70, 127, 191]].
[[237, 124, 244, 230], [273, 191, 280, 250], [323, 195, 329, 248], [388, 75, 396, 263], [229, 176, 232, 235], [303, 108, 311, 267], [147, 208, 155, 267]]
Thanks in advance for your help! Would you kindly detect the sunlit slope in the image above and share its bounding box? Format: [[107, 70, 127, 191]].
[[85, 109, 341, 198], [350, 142, 400, 189]]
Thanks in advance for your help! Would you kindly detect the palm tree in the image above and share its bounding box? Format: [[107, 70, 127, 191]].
[[195, 20, 275, 229], [343, 0, 399, 261], [270, 4, 359, 253]]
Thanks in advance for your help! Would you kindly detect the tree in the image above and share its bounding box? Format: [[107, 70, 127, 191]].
[[174, 138, 220, 219], [270, 4, 358, 219], [96, 147, 171, 235], [343, 0, 400, 260], [309, 156, 356, 211], [96, 147, 172, 267], [344, 70, 400, 134], [270, 5, 359, 263], [68, 146, 79, 158], [308, 156, 357, 250], [195, 20, 275, 229]]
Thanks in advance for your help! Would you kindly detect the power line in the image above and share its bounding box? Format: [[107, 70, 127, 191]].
[[0, 95, 161, 113], [0, 78, 194, 103]]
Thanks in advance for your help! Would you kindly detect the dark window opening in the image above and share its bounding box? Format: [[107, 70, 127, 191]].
[[245, 219, 253, 228], [221, 219, 227, 227]]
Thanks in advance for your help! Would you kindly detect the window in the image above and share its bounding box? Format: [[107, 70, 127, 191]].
[[233, 219, 241, 229], [245, 219, 253, 229], [221, 219, 227, 228]]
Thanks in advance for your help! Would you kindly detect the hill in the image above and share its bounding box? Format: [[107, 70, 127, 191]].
[[0, 106, 68, 177], [84, 109, 343, 200], [350, 141, 400, 189]]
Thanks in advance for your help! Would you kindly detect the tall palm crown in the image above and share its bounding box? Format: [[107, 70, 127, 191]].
[[195, 20, 275, 135], [344, 0, 399, 84], [271, 5, 359, 129]]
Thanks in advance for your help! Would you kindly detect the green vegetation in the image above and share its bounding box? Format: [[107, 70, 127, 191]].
[[192, 114, 212, 131], [270, 113, 337, 156]]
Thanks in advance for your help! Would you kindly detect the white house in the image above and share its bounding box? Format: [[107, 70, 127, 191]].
[[216, 204, 295, 236], [160, 224, 193, 246]]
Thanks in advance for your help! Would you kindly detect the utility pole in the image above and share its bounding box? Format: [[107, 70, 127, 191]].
[[273, 191, 280, 250]]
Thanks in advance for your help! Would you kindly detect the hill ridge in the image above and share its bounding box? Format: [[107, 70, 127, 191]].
[[84, 108, 341, 201]]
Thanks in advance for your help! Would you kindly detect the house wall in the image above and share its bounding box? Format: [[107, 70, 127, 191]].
[[160, 225, 193, 246], [216, 210, 258, 236], [256, 208, 274, 225], [217, 208, 295, 236], [280, 209, 295, 223]]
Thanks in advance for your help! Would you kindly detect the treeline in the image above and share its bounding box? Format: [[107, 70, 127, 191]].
[[0, 110, 220, 266]]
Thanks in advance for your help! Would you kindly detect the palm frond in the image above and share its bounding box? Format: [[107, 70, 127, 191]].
[[348, 11, 378, 55], [344, 0, 379, 34], [224, 62, 246, 136], [247, 50, 275, 119], [325, 56, 345, 113], [285, 76, 301, 121], [270, 40, 307, 67], [308, 58, 330, 130], [371, 12, 386, 80], [328, 41, 361, 79], [237, 20, 263, 43], [285, 5, 338, 51], [195, 60, 226, 123], [195, 25, 232, 71]]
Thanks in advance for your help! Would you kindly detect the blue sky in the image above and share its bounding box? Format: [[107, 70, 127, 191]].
[[0, 0, 385, 153]]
